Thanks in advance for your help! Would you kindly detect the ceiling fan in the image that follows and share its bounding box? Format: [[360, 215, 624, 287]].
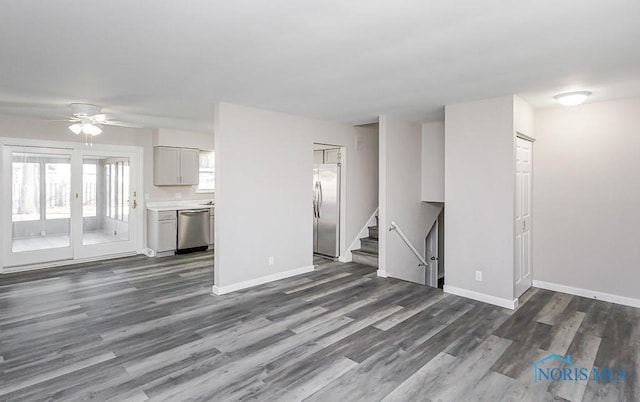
[[62, 103, 143, 136]]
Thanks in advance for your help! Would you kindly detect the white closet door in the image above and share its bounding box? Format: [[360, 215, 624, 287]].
[[515, 137, 533, 297]]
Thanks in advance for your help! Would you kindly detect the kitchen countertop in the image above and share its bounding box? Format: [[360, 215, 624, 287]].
[[146, 200, 214, 212]]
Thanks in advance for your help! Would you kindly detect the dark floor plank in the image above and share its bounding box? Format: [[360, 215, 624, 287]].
[[0, 250, 638, 401]]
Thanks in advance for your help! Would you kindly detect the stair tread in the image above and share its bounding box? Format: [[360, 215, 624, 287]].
[[352, 249, 378, 257], [360, 236, 378, 242]]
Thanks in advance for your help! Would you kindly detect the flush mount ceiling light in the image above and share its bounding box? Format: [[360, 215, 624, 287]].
[[554, 91, 592, 106]]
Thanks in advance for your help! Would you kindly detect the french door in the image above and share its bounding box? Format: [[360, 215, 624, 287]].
[[3, 147, 74, 266], [73, 149, 141, 260], [2, 144, 141, 268]]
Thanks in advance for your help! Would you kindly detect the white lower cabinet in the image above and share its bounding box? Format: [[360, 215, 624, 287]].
[[147, 210, 177, 253]]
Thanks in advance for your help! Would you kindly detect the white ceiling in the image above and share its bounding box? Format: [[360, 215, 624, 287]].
[[1, 0, 639, 132]]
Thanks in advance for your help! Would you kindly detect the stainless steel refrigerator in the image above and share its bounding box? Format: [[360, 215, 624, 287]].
[[313, 162, 340, 258]]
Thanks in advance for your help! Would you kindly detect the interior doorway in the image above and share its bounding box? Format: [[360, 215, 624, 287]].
[[425, 209, 445, 288], [312, 143, 343, 262]]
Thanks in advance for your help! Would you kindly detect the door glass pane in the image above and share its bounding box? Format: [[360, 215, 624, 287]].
[[82, 157, 130, 245], [45, 163, 71, 219], [83, 162, 97, 217], [11, 152, 71, 252], [12, 161, 40, 222]]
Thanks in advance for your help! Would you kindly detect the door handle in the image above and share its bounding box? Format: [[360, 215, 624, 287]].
[[318, 181, 322, 218], [181, 210, 208, 216], [313, 182, 318, 218]]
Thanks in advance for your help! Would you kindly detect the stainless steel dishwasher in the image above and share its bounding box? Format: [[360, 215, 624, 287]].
[[177, 209, 210, 253]]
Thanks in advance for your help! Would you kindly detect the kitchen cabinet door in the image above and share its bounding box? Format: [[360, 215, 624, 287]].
[[180, 148, 200, 185], [158, 219, 177, 252], [154, 147, 181, 185], [147, 210, 177, 253], [313, 150, 324, 164], [324, 149, 340, 163]]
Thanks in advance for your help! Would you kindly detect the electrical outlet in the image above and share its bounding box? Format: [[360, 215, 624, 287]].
[[175, 192, 182, 199], [144, 193, 150, 200], [475, 271, 483, 282], [268, 256, 275, 266]]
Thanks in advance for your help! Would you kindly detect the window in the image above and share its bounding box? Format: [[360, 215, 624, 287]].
[[104, 159, 130, 222], [197, 150, 215, 192]]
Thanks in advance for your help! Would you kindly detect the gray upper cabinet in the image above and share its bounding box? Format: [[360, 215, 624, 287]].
[[313, 148, 340, 164], [323, 149, 340, 163], [179, 148, 199, 185], [154, 146, 200, 186], [313, 150, 324, 164]]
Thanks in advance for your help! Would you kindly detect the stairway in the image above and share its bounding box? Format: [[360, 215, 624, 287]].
[[351, 217, 379, 267]]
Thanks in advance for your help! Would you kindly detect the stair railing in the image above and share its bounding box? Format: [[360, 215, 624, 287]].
[[389, 221, 428, 268]]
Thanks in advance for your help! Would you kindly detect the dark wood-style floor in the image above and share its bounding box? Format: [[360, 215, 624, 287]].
[[1, 252, 638, 401]]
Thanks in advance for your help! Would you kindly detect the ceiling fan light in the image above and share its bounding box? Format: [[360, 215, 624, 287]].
[[82, 123, 94, 135], [554, 91, 592, 106], [69, 123, 83, 134], [81, 123, 102, 136]]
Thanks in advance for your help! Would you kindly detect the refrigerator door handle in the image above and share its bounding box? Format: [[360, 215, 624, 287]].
[[313, 181, 319, 218], [318, 181, 323, 218]]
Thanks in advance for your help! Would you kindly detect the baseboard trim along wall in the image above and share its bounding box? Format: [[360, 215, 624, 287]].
[[376, 269, 388, 278], [533, 280, 640, 309], [1, 251, 138, 275], [212, 265, 315, 295], [443, 285, 519, 310]]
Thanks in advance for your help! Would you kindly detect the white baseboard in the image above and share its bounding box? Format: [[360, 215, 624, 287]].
[[376, 269, 388, 278], [444, 285, 518, 310], [0, 251, 138, 274], [141, 248, 156, 257], [532, 280, 640, 308], [212, 265, 315, 295]]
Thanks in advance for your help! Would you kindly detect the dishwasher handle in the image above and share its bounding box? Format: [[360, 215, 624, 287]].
[[180, 210, 210, 216]]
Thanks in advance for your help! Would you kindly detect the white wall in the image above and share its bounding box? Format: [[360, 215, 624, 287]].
[[534, 98, 640, 301], [514, 96, 535, 137], [152, 128, 214, 150], [214, 102, 378, 290], [379, 115, 442, 283], [444, 96, 516, 303], [421, 121, 445, 202]]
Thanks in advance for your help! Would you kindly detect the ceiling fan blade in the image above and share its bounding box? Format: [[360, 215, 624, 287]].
[[103, 120, 144, 128], [91, 113, 108, 123], [45, 117, 78, 122]]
